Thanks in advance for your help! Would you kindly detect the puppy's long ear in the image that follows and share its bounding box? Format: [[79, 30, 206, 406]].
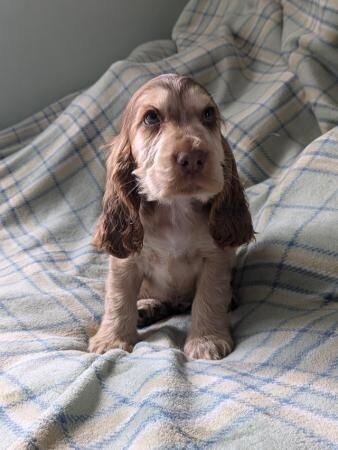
[[209, 138, 254, 248], [93, 133, 143, 258]]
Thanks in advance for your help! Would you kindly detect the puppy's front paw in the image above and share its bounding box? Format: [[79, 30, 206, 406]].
[[184, 334, 233, 360], [88, 332, 136, 354]]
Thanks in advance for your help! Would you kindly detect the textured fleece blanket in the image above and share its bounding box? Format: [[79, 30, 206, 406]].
[[1, 0, 338, 448]]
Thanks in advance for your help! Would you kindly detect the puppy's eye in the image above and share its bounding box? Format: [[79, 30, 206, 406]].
[[202, 106, 216, 125], [143, 110, 160, 126]]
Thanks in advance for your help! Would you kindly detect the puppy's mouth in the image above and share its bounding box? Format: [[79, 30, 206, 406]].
[[162, 174, 222, 201], [175, 177, 205, 193], [141, 161, 224, 202]]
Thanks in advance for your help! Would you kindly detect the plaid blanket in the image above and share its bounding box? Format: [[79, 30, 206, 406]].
[[1, 0, 338, 448]]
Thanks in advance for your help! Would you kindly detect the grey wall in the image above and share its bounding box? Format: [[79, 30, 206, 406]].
[[0, 0, 188, 130]]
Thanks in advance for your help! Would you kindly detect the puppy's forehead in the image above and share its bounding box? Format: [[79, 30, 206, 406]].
[[136, 85, 170, 110]]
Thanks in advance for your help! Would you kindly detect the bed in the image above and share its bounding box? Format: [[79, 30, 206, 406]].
[[1, 0, 338, 448]]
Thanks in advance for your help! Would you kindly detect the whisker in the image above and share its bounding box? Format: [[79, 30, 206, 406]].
[[118, 179, 137, 189], [126, 184, 138, 198]]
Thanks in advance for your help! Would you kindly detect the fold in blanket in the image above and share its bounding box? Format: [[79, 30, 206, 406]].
[[1, 0, 338, 448]]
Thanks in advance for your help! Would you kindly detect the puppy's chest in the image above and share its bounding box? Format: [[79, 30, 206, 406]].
[[141, 244, 203, 299], [140, 219, 209, 298]]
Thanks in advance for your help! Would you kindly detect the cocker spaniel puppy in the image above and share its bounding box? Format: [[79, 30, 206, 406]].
[[89, 74, 254, 360]]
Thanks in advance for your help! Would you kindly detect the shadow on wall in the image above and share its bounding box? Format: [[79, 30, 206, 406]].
[[0, 0, 188, 130]]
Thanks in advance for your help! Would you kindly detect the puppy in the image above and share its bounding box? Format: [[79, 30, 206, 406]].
[[89, 74, 254, 360]]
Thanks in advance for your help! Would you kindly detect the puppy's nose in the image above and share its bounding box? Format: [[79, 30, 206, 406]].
[[176, 150, 207, 175]]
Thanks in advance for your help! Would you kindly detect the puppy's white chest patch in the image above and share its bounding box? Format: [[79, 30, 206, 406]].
[[140, 244, 203, 302], [140, 215, 207, 299], [162, 227, 194, 258]]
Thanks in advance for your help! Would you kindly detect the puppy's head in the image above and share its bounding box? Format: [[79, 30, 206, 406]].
[[94, 74, 254, 257]]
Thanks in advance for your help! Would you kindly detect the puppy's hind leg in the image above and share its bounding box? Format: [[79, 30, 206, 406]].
[[137, 298, 191, 328]]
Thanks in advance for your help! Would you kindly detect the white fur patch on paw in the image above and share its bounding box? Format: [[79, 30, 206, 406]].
[[184, 335, 233, 360], [88, 334, 135, 354]]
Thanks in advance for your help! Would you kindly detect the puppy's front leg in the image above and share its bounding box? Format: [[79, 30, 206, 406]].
[[184, 252, 234, 360], [89, 256, 142, 354]]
